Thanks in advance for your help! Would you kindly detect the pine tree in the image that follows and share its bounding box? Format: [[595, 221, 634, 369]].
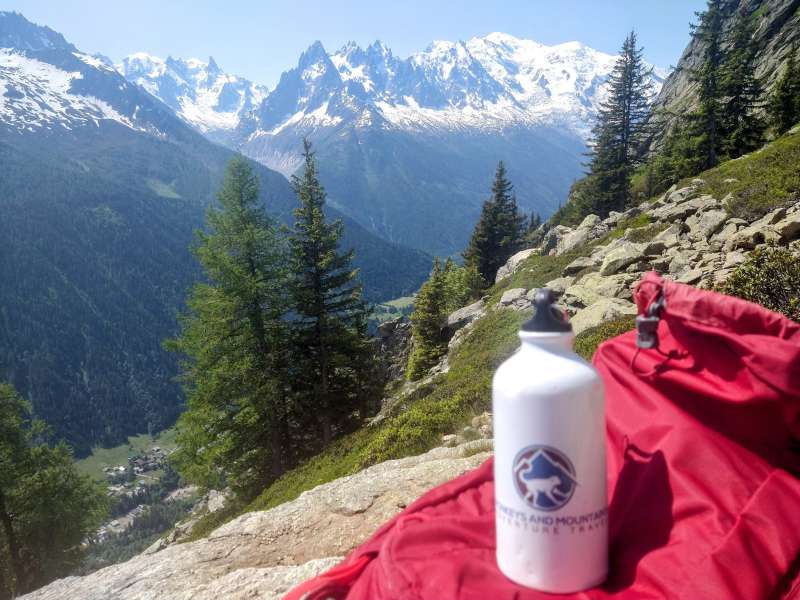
[[688, 0, 727, 169], [720, 10, 765, 157], [0, 384, 107, 597], [463, 162, 527, 284], [407, 259, 448, 380], [289, 140, 375, 446], [407, 259, 479, 380], [528, 211, 542, 233], [168, 156, 291, 496], [769, 44, 800, 135], [587, 30, 653, 216]]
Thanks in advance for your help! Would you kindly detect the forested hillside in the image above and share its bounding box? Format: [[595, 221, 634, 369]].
[[0, 12, 430, 456]]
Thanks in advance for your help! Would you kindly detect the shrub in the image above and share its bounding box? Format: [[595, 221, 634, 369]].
[[574, 317, 637, 360], [721, 246, 800, 321]]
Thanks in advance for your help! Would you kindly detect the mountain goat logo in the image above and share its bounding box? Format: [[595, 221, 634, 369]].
[[513, 445, 577, 511]]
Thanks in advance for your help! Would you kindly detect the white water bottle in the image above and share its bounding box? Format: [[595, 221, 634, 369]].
[[493, 288, 608, 593]]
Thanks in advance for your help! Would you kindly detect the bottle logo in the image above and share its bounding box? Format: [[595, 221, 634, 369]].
[[513, 445, 577, 511]]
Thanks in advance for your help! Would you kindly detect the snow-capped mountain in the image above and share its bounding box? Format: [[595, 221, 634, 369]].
[[0, 11, 433, 453], [0, 11, 180, 137], [218, 34, 665, 255], [237, 32, 665, 151], [118, 53, 268, 143]]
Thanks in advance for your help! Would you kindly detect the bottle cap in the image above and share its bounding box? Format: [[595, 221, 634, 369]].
[[521, 288, 572, 333]]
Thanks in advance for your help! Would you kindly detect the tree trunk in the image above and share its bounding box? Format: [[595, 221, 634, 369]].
[[0, 490, 25, 596]]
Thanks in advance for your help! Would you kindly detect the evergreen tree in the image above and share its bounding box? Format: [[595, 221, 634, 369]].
[[587, 30, 653, 215], [688, 0, 727, 169], [769, 44, 800, 135], [463, 162, 527, 284], [407, 259, 448, 380], [0, 383, 107, 598], [528, 211, 542, 233], [168, 156, 291, 497], [407, 259, 479, 380], [289, 140, 375, 446], [720, 10, 765, 157]]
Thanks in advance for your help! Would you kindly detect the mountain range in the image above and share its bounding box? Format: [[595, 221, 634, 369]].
[[0, 11, 430, 454], [119, 35, 666, 255], [0, 9, 666, 453]]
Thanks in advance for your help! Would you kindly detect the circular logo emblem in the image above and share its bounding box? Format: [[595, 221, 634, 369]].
[[513, 445, 578, 511]]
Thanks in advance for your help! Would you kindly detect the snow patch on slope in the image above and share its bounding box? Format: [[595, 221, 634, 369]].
[[118, 54, 268, 134], [0, 49, 140, 131]]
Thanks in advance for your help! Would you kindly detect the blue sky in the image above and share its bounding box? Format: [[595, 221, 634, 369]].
[[8, 0, 707, 85]]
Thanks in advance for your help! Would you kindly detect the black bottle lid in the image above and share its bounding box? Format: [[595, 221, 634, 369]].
[[521, 288, 572, 333]]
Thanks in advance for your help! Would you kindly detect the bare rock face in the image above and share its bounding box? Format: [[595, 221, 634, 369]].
[[21, 443, 491, 600], [648, 0, 800, 149], [570, 298, 638, 334], [556, 214, 610, 255], [495, 248, 537, 283], [376, 316, 413, 381], [446, 299, 485, 332]]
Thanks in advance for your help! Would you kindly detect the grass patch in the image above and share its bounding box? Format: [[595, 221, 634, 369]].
[[678, 129, 800, 221], [624, 222, 669, 243], [76, 428, 177, 482], [574, 316, 637, 360], [371, 295, 416, 326], [489, 253, 579, 304], [146, 178, 182, 199], [381, 296, 415, 310]]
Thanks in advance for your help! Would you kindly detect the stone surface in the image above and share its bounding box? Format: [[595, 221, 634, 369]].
[[556, 214, 609, 255], [541, 225, 573, 255], [376, 317, 413, 382], [729, 223, 783, 250], [773, 213, 800, 240], [562, 255, 598, 276], [686, 209, 727, 240], [722, 251, 747, 269], [543, 276, 576, 295], [22, 443, 491, 600], [499, 287, 528, 308], [446, 299, 485, 332], [599, 242, 645, 276], [675, 269, 704, 284], [570, 298, 638, 335], [495, 248, 537, 283]]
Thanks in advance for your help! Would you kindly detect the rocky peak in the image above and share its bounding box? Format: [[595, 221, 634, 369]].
[[0, 11, 74, 52]]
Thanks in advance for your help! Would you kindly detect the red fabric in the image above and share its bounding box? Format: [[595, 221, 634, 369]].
[[285, 272, 800, 600]]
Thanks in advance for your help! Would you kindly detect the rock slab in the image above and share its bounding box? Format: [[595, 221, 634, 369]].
[[22, 443, 491, 600]]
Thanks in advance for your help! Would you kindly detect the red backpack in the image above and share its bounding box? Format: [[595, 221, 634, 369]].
[[287, 272, 800, 600]]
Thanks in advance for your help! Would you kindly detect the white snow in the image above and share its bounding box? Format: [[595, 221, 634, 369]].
[[0, 49, 144, 132], [265, 100, 342, 135], [73, 52, 113, 71], [117, 33, 666, 142], [117, 54, 269, 133]]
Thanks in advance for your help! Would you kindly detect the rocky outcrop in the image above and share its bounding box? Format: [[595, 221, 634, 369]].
[[648, 0, 800, 148], [446, 299, 485, 332], [22, 442, 491, 600], [376, 316, 412, 381], [495, 249, 537, 283], [486, 180, 800, 335]]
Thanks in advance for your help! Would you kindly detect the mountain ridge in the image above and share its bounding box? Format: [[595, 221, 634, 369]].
[[117, 34, 665, 255], [0, 10, 431, 455]]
